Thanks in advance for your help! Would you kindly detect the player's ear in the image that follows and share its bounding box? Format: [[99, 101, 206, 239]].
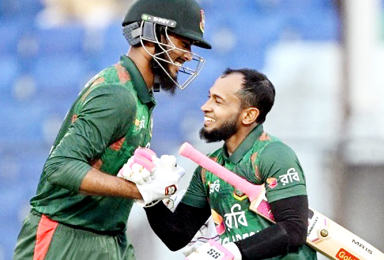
[[241, 107, 259, 125], [139, 40, 156, 56]]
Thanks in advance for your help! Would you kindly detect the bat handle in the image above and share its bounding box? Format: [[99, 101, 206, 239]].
[[179, 142, 262, 201]]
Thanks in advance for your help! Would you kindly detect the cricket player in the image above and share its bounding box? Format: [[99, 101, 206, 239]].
[[13, 0, 211, 259], [164, 190, 220, 257], [136, 68, 318, 259]]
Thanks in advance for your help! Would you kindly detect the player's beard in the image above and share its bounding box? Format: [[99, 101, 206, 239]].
[[151, 55, 178, 95], [199, 112, 240, 143]]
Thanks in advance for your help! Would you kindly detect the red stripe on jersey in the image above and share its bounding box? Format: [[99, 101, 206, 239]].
[[115, 64, 130, 83], [33, 214, 58, 260]]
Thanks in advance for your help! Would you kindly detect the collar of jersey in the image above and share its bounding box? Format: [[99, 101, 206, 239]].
[[119, 55, 155, 105], [222, 124, 264, 164]]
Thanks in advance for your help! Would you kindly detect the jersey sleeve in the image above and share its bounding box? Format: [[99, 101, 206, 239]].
[[258, 142, 307, 203], [181, 166, 209, 209], [44, 84, 136, 192]]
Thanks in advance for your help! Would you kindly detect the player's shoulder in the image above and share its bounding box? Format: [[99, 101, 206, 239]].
[[258, 138, 297, 160], [84, 63, 134, 91], [97, 63, 133, 85], [80, 67, 136, 101]]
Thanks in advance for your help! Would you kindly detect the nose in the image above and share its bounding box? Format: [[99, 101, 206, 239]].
[[201, 98, 211, 112], [183, 51, 193, 62]]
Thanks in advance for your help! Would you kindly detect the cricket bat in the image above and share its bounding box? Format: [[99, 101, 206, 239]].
[[179, 142, 384, 260]]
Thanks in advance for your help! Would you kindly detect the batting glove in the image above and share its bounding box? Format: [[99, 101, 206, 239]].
[[186, 240, 242, 260], [135, 153, 185, 207], [117, 148, 157, 185]]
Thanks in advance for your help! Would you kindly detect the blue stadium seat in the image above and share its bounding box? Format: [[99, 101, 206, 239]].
[[18, 0, 44, 13], [0, 0, 20, 19], [0, 55, 19, 100], [272, 0, 333, 10], [0, 0, 42, 22], [89, 22, 129, 71], [279, 8, 340, 41], [0, 185, 32, 259], [0, 99, 48, 143], [31, 54, 88, 99], [0, 22, 22, 55], [35, 24, 86, 54], [300, 9, 340, 41], [103, 22, 128, 53]]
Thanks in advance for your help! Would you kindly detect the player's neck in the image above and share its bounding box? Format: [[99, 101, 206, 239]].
[[127, 47, 155, 90], [225, 125, 258, 155]]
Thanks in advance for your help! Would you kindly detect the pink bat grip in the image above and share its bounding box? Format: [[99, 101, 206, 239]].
[[179, 142, 262, 201]]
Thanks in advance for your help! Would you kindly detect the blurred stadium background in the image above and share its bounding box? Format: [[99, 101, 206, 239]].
[[1, 0, 384, 259]]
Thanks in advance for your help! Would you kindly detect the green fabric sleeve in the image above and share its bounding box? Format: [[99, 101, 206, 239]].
[[258, 142, 307, 203], [181, 166, 209, 208], [44, 85, 136, 191]]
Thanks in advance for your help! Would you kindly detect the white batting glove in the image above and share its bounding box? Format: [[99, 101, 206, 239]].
[[183, 216, 219, 257], [186, 240, 242, 260], [163, 189, 186, 212], [117, 148, 157, 185], [135, 154, 185, 207]]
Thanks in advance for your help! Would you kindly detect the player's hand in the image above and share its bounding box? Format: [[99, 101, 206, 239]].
[[117, 147, 157, 185], [135, 153, 186, 207], [185, 240, 242, 260]]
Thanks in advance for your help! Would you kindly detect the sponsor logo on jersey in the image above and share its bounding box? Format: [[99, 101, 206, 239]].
[[233, 188, 248, 201], [135, 116, 146, 129], [209, 180, 220, 194], [220, 231, 256, 244], [279, 168, 300, 186], [224, 204, 248, 231], [266, 177, 278, 189], [336, 248, 359, 260]]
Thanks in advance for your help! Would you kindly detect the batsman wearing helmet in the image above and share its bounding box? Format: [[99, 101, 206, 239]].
[[13, 0, 211, 259]]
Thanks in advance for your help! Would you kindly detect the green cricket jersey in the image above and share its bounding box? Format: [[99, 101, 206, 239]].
[[182, 124, 317, 259], [30, 55, 155, 233]]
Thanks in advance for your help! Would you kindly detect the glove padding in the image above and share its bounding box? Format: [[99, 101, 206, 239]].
[[117, 148, 157, 185], [134, 152, 185, 207], [186, 240, 242, 260]]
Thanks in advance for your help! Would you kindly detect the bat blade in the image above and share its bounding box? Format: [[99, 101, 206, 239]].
[[179, 142, 384, 260]]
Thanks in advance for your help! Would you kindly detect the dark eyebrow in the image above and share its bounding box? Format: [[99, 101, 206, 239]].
[[181, 39, 192, 49], [211, 93, 226, 103]]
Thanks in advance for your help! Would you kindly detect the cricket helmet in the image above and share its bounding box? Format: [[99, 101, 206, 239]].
[[122, 0, 211, 49], [122, 0, 211, 90]]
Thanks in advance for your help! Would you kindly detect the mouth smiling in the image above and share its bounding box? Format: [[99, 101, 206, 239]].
[[174, 58, 184, 69], [204, 116, 215, 127]]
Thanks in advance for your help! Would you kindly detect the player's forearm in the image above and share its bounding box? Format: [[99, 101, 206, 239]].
[[236, 223, 289, 259], [145, 202, 210, 251], [236, 196, 308, 259], [79, 167, 142, 199]]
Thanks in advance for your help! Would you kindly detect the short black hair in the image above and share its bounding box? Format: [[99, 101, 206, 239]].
[[222, 68, 275, 124]]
